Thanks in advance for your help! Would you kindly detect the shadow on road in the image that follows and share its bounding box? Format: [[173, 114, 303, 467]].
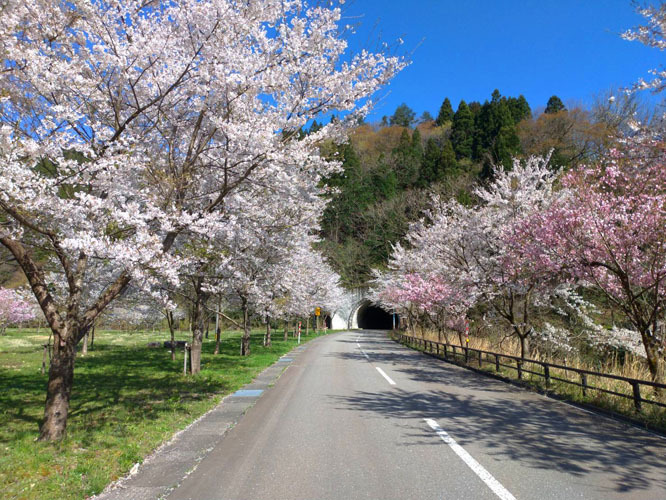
[[330, 334, 666, 495]]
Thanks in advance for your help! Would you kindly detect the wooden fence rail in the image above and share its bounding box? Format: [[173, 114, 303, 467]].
[[394, 333, 666, 412]]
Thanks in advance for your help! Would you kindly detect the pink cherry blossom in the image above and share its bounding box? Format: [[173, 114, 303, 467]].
[[0, 288, 36, 333], [516, 131, 666, 380]]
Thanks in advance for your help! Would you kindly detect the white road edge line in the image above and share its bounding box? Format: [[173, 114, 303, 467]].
[[376, 366, 396, 385], [424, 418, 516, 500]]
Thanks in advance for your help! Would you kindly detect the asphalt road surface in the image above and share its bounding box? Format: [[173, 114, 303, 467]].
[[168, 330, 666, 500]]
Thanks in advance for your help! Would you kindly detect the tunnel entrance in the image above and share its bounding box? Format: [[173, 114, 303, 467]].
[[357, 303, 393, 330]]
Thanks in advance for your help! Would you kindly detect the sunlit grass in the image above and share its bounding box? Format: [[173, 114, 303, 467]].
[[0, 327, 324, 499]]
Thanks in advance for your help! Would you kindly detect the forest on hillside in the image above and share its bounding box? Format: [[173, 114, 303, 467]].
[[317, 89, 649, 289]]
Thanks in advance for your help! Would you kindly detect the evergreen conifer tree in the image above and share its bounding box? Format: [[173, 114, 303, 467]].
[[420, 111, 434, 123], [418, 138, 457, 187], [451, 100, 474, 159], [440, 139, 457, 173], [468, 101, 482, 117], [419, 138, 442, 186], [392, 129, 420, 188], [508, 95, 531, 123], [411, 128, 424, 160], [390, 103, 416, 127], [480, 102, 521, 177], [436, 97, 454, 125], [545, 95, 566, 114]]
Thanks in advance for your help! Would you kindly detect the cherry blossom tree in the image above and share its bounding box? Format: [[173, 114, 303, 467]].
[[375, 155, 560, 358], [397, 273, 472, 344], [210, 186, 343, 358], [622, 2, 666, 93], [0, 288, 36, 335], [516, 132, 666, 381], [276, 245, 346, 334], [0, 0, 402, 440]]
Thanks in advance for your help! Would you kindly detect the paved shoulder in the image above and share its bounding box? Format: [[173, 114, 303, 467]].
[[93, 341, 315, 500]]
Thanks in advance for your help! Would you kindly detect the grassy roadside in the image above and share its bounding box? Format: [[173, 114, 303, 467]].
[[392, 332, 666, 433], [0, 327, 327, 499]]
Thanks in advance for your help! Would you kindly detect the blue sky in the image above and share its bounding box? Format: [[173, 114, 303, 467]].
[[341, 0, 664, 121]]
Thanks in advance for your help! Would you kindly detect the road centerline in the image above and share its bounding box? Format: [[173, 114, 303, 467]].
[[375, 366, 397, 385], [356, 333, 395, 385], [424, 418, 516, 500]]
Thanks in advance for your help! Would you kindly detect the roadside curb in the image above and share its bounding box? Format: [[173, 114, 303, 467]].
[[92, 340, 316, 500]]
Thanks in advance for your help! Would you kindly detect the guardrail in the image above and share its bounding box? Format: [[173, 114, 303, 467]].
[[394, 333, 666, 412]]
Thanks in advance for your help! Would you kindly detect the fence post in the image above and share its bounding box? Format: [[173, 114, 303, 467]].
[[464, 347, 469, 364], [544, 364, 550, 387], [444, 344, 448, 359], [41, 344, 48, 375], [478, 350, 482, 367], [495, 354, 500, 372], [517, 360, 522, 379], [632, 382, 642, 412], [581, 374, 587, 397], [436, 343, 440, 356]]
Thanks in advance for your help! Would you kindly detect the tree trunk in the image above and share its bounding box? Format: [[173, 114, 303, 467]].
[[190, 296, 207, 374], [213, 326, 220, 354], [306, 317, 309, 336], [81, 331, 88, 356], [167, 311, 176, 362], [89, 324, 95, 350], [191, 325, 203, 373], [39, 331, 76, 441], [519, 334, 529, 360], [240, 299, 251, 356], [214, 304, 221, 354], [264, 319, 271, 347], [214, 325, 221, 355], [643, 332, 664, 384], [284, 320, 288, 341]]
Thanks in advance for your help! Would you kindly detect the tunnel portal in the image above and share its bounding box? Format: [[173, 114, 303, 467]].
[[357, 302, 393, 330]]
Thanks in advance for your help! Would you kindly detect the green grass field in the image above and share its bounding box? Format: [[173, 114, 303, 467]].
[[0, 327, 322, 499]]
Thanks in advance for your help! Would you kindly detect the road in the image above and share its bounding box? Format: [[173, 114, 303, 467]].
[[168, 330, 666, 500]]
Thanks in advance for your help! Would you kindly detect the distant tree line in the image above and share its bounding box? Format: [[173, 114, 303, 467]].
[[318, 89, 649, 288]]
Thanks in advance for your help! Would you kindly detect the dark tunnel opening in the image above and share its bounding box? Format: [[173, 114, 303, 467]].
[[357, 303, 394, 330]]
